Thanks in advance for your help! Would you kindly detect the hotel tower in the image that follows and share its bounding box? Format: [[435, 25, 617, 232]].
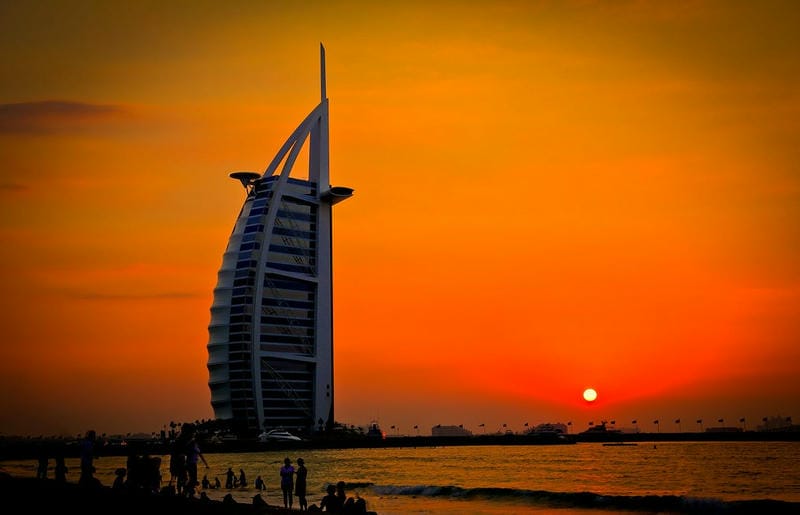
[[207, 45, 352, 435]]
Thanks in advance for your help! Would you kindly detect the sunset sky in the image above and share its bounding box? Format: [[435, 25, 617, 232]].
[[1, 1, 798, 437]]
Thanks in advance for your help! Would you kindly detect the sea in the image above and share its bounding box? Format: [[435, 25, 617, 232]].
[[2, 441, 799, 514]]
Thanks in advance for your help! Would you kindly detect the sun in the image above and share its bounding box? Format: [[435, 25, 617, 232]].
[[583, 388, 598, 402]]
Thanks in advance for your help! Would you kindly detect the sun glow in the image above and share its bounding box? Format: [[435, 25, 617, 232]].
[[583, 388, 598, 402]]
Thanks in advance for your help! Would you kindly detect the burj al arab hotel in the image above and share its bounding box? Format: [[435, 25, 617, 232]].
[[207, 45, 352, 435]]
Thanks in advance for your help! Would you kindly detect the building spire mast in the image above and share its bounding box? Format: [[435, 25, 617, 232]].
[[320, 42, 327, 102]]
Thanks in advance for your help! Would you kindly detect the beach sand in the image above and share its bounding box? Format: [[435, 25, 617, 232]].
[[0, 472, 323, 515]]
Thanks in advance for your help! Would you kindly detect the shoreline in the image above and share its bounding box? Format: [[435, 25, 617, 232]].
[[2, 430, 799, 461]]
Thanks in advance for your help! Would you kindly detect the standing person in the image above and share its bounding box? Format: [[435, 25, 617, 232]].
[[238, 468, 247, 488], [36, 448, 48, 480], [279, 457, 295, 509], [78, 430, 98, 487], [295, 457, 308, 511], [225, 467, 235, 489], [54, 453, 68, 483], [168, 435, 187, 494], [183, 423, 209, 494]]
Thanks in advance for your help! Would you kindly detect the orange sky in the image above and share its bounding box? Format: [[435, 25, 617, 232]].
[[1, 1, 798, 437]]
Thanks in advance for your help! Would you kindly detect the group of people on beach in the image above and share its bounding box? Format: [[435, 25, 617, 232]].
[[34, 425, 370, 513], [314, 480, 368, 514], [36, 446, 68, 483], [167, 422, 209, 496], [33, 429, 99, 487]]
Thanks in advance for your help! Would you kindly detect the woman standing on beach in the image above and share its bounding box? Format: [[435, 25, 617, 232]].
[[295, 457, 308, 511], [279, 457, 295, 509]]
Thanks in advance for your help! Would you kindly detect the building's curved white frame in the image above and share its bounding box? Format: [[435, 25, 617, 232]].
[[207, 44, 351, 433]]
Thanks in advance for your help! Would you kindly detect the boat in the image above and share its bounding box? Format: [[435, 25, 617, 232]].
[[257, 429, 303, 442]]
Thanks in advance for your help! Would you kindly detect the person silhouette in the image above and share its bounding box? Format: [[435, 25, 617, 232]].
[[36, 448, 48, 480], [238, 468, 247, 488], [279, 457, 295, 509], [336, 481, 348, 510], [78, 430, 99, 487], [319, 483, 341, 512], [168, 433, 187, 494], [182, 424, 208, 495], [225, 467, 235, 489], [254, 475, 265, 492], [295, 457, 308, 511], [112, 467, 127, 489], [54, 453, 68, 483]]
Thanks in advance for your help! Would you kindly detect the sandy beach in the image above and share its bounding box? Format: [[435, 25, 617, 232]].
[[0, 472, 316, 515]]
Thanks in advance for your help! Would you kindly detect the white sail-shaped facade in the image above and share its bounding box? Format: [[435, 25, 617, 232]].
[[207, 46, 352, 435]]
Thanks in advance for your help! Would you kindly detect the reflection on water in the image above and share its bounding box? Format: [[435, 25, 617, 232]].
[[2, 441, 799, 514]]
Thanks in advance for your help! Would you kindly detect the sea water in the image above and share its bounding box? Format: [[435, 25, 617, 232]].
[[3, 441, 799, 513]]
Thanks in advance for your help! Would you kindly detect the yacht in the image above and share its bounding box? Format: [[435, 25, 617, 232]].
[[258, 429, 303, 442]]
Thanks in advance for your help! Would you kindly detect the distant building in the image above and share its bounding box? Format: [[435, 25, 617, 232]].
[[758, 416, 797, 432], [206, 45, 353, 435], [705, 426, 743, 433], [432, 425, 473, 437], [530, 422, 568, 434]]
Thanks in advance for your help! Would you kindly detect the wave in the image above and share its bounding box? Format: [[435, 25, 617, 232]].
[[342, 481, 375, 490], [370, 484, 800, 513]]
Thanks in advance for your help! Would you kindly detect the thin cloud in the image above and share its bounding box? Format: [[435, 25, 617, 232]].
[[0, 100, 126, 134]]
